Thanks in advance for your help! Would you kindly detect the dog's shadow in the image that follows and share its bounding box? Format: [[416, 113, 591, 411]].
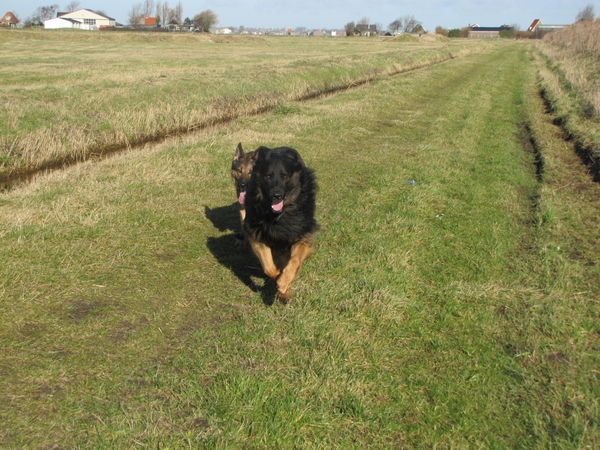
[[204, 204, 277, 305]]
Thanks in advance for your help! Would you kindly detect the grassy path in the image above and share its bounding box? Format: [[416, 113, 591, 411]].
[[1, 42, 598, 447]]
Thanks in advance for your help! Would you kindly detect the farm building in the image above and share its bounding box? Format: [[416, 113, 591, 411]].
[[469, 26, 512, 38], [44, 9, 116, 30], [1, 11, 19, 27], [528, 19, 568, 38]]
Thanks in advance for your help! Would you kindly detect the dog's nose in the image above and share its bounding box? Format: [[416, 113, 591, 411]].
[[272, 192, 283, 201]]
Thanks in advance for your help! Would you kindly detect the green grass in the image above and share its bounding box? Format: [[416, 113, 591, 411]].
[[1, 39, 599, 448]]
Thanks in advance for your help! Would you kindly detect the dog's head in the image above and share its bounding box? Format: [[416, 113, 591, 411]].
[[231, 142, 257, 206], [252, 146, 306, 214]]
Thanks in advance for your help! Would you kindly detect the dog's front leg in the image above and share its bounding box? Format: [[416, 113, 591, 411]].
[[276, 240, 314, 303], [250, 240, 280, 279]]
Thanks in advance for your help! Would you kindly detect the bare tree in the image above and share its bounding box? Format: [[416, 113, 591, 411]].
[[576, 4, 595, 21], [31, 4, 59, 23], [155, 1, 161, 25], [64, 1, 80, 12], [400, 15, 421, 33], [194, 9, 218, 32], [389, 19, 402, 34], [142, 0, 155, 17], [127, 3, 144, 27], [344, 21, 355, 36], [173, 1, 183, 24], [160, 1, 171, 26], [356, 16, 370, 35]]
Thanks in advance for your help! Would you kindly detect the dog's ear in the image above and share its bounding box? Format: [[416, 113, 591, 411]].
[[234, 142, 244, 161], [286, 148, 306, 171], [254, 146, 271, 163]]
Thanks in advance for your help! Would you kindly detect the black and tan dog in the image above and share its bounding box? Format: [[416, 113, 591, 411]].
[[231, 142, 257, 242], [244, 145, 318, 303]]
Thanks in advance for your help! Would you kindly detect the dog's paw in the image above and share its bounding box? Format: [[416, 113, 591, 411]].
[[277, 290, 291, 304]]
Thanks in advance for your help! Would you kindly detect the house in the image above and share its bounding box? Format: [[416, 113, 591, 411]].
[[469, 26, 512, 38], [528, 19, 542, 32], [1, 11, 19, 27], [144, 17, 157, 27], [219, 28, 232, 34], [310, 30, 326, 36], [356, 24, 378, 36], [528, 19, 568, 38], [44, 16, 82, 29], [331, 30, 346, 37], [44, 9, 116, 30]]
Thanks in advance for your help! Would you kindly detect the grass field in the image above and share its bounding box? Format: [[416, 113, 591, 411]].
[[0, 30, 484, 181], [1, 33, 599, 448]]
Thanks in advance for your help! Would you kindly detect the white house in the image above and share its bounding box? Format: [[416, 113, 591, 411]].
[[44, 9, 116, 30], [44, 17, 82, 29]]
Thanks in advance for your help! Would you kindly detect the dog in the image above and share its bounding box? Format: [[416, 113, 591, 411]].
[[231, 142, 257, 242], [244, 146, 319, 303]]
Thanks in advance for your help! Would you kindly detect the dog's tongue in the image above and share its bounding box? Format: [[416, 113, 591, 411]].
[[271, 200, 284, 213], [238, 191, 246, 205]]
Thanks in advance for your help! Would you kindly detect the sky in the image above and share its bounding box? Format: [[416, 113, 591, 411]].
[[5, 0, 597, 31]]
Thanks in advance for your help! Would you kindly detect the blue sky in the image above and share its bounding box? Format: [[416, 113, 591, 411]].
[[7, 0, 596, 31]]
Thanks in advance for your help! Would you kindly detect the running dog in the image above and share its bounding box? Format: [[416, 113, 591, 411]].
[[231, 142, 257, 242], [244, 146, 318, 303]]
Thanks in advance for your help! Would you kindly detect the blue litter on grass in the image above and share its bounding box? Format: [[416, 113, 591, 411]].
[[405, 179, 417, 185]]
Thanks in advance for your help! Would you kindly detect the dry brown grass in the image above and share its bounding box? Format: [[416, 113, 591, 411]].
[[536, 20, 600, 178], [0, 29, 490, 182], [543, 18, 600, 59], [538, 20, 600, 119]]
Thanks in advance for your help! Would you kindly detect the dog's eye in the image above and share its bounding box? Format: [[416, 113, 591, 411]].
[[265, 174, 273, 180], [282, 174, 289, 181], [238, 168, 243, 174]]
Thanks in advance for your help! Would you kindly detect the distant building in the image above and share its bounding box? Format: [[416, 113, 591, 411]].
[[331, 30, 346, 37], [356, 24, 378, 36], [528, 19, 568, 38], [144, 17, 157, 26], [469, 26, 512, 39], [219, 28, 232, 34], [311, 29, 326, 36], [44, 9, 116, 30], [1, 11, 19, 27]]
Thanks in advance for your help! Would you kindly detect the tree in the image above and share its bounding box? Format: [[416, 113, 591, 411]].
[[142, 0, 155, 17], [448, 28, 461, 38], [401, 15, 421, 33], [64, 1, 80, 12], [435, 26, 448, 36], [127, 3, 144, 27], [389, 15, 421, 34], [576, 4, 595, 21], [194, 9, 218, 32], [173, 1, 183, 24], [356, 16, 370, 35], [389, 19, 402, 34], [30, 4, 59, 24], [155, 1, 162, 25], [344, 21, 355, 36]]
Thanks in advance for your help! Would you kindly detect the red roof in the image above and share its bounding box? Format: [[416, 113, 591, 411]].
[[145, 17, 157, 26], [528, 19, 541, 31], [1, 11, 19, 25]]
